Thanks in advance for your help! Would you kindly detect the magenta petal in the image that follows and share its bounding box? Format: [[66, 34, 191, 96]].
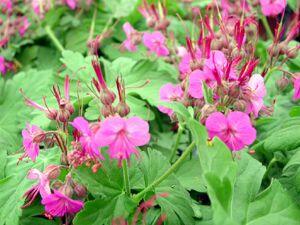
[[126, 117, 150, 146], [188, 70, 205, 99], [70, 117, 91, 135], [248, 74, 266, 98], [293, 77, 300, 100], [227, 111, 256, 149], [42, 190, 83, 217], [205, 112, 228, 139], [95, 116, 125, 147]]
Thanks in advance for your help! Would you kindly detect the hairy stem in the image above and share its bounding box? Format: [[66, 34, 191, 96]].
[[88, 7, 98, 41], [45, 25, 65, 52], [133, 141, 196, 203], [122, 159, 131, 197], [170, 125, 184, 163]]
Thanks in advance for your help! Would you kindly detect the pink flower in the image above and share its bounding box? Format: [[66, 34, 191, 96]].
[[23, 169, 51, 208], [158, 83, 184, 116], [206, 111, 256, 151], [22, 124, 45, 161], [95, 116, 150, 162], [292, 75, 300, 101], [176, 46, 188, 58], [143, 31, 169, 57], [70, 117, 104, 160], [31, 0, 51, 18], [122, 22, 139, 52], [19, 17, 30, 37], [178, 48, 202, 78], [0, 56, 6, 75], [65, 0, 77, 10], [0, 0, 12, 12], [188, 70, 206, 99], [244, 74, 266, 117], [42, 190, 84, 217], [260, 0, 286, 16], [204, 50, 236, 84]]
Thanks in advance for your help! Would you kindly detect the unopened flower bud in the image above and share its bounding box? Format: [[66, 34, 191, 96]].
[[233, 99, 247, 111], [100, 89, 116, 105], [46, 109, 58, 120], [276, 76, 290, 91], [155, 19, 170, 31], [146, 17, 156, 28], [116, 102, 130, 117], [57, 109, 71, 122], [74, 183, 87, 198], [65, 102, 74, 115], [45, 165, 61, 180], [286, 48, 298, 59], [211, 39, 223, 50], [278, 42, 288, 55], [92, 163, 102, 173], [228, 84, 241, 98], [193, 99, 205, 108], [200, 104, 216, 123], [101, 105, 114, 118], [259, 105, 274, 117], [52, 180, 63, 189], [32, 131, 46, 143], [268, 45, 279, 57]]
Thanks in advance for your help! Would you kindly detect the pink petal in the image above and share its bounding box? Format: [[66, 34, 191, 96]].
[[70, 117, 91, 135], [227, 111, 256, 147], [95, 116, 126, 146], [293, 77, 300, 100], [248, 74, 266, 98], [188, 70, 205, 99], [123, 22, 135, 37], [126, 117, 150, 146], [205, 112, 228, 139]]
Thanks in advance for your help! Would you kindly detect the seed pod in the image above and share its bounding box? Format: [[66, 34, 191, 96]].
[[276, 76, 290, 91], [101, 105, 114, 118], [32, 131, 46, 143], [65, 102, 74, 115], [57, 109, 71, 122], [74, 183, 87, 198], [116, 102, 130, 117], [45, 165, 61, 180], [286, 48, 298, 59], [100, 89, 116, 105], [233, 99, 247, 111], [46, 108, 58, 120]]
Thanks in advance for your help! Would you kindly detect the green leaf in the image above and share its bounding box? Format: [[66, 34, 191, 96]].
[[188, 118, 300, 225], [175, 159, 205, 192], [103, 0, 138, 18], [0, 69, 54, 154], [74, 194, 137, 225], [247, 180, 300, 225], [263, 125, 300, 152], [138, 149, 195, 225]]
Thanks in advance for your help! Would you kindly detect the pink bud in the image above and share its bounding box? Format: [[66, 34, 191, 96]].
[[45, 165, 61, 180]]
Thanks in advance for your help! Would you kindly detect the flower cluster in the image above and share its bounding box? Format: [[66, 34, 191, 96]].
[[23, 168, 84, 218], [119, 1, 297, 151], [20, 56, 151, 219]]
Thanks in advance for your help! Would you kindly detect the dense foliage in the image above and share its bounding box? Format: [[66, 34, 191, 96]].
[[0, 0, 300, 225]]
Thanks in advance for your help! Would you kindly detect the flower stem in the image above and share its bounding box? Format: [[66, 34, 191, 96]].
[[133, 141, 196, 203], [122, 159, 131, 197], [45, 25, 65, 52], [88, 7, 98, 41], [261, 16, 274, 40], [169, 125, 184, 163]]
